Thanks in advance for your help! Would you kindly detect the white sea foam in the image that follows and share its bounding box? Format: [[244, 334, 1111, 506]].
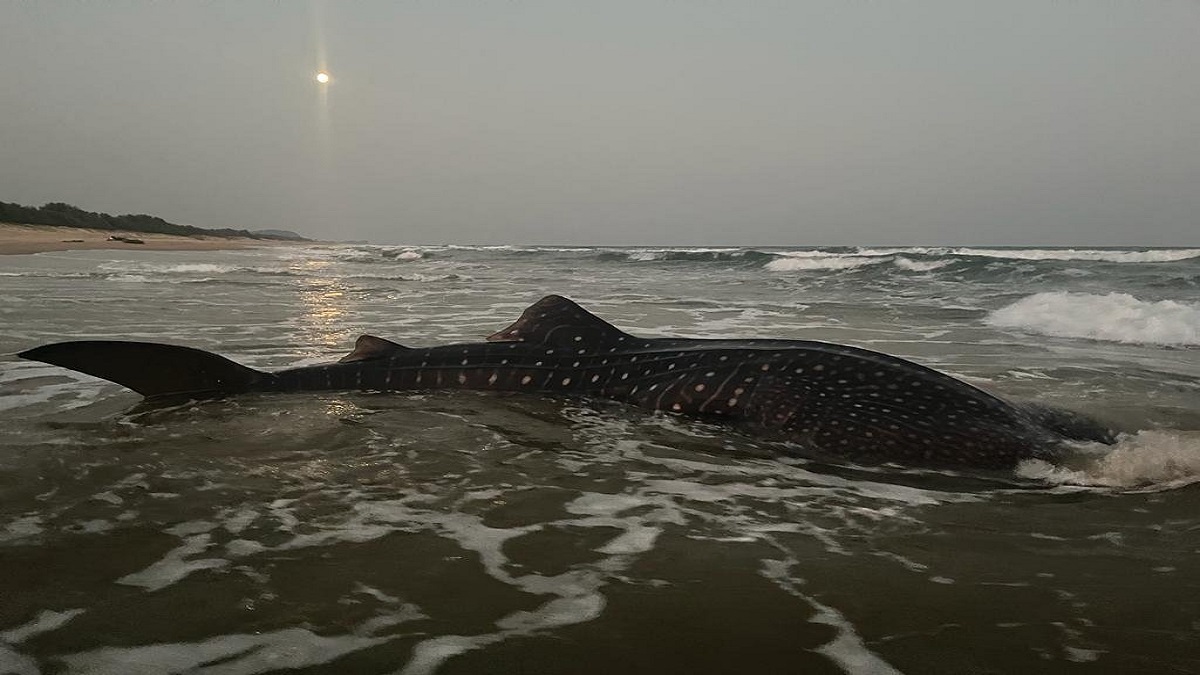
[[633, 463, 955, 507], [759, 559, 903, 674], [323, 249, 387, 263], [614, 244, 1200, 270], [443, 244, 519, 251], [56, 627, 387, 675], [851, 247, 948, 257], [765, 256, 889, 272], [948, 247, 1200, 263], [893, 256, 951, 272], [97, 262, 238, 274], [341, 272, 469, 283], [148, 263, 238, 273], [774, 249, 894, 259], [624, 247, 745, 261], [626, 250, 663, 261], [117, 533, 228, 591], [0, 363, 112, 414], [1017, 431, 1200, 489], [838, 247, 1200, 263], [0, 609, 88, 675], [986, 292, 1200, 346], [400, 636, 481, 675], [1, 609, 86, 644], [596, 525, 662, 554], [0, 645, 37, 675]]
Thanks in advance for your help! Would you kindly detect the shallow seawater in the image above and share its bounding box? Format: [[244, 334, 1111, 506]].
[[1, 245, 1198, 674]]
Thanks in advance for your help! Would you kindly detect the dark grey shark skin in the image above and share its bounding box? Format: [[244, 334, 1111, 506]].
[[18, 295, 1114, 469]]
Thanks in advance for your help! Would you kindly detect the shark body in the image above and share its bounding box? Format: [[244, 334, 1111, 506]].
[[18, 295, 1114, 469]]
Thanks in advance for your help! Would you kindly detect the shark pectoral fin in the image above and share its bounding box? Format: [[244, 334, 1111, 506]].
[[338, 335, 409, 363], [487, 295, 635, 347]]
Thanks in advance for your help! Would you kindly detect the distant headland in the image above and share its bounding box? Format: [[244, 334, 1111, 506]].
[[0, 200, 311, 255], [0, 201, 308, 241]]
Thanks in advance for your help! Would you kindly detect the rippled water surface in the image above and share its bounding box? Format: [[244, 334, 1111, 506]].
[[2, 245, 1198, 674]]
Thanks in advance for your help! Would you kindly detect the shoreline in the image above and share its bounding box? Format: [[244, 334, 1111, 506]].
[[0, 222, 309, 255]]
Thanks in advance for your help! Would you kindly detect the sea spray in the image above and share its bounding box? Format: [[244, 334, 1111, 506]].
[[987, 292, 1200, 346]]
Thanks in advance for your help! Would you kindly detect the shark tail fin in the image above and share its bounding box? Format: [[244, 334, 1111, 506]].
[[18, 340, 266, 400]]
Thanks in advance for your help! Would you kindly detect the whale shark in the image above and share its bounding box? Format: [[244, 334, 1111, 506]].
[[18, 295, 1114, 469]]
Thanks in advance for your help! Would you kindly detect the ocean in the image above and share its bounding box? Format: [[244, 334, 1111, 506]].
[[1, 244, 1198, 674]]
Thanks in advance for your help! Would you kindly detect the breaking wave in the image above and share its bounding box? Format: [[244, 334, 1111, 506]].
[[1018, 431, 1200, 490], [11, 245, 1194, 290], [209, 244, 1200, 277], [944, 247, 1200, 264], [843, 247, 1200, 263], [986, 292, 1200, 346], [893, 257, 952, 272], [764, 255, 890, 272]]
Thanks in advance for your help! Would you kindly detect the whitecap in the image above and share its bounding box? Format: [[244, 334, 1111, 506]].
[[622, 247, 747, 262], [1017, 430, 1200, 490], [893, 257, 951, 272], [148, 263, 238, 274], [950, 248, 1200, 263], [765, 256, 890, 272], [986, 292, 1200, 346], [96, 262, 239, 274], [626, 249, 665, 261]]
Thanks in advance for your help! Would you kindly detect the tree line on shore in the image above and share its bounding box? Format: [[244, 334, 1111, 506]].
[[0, 201, 307, 241]]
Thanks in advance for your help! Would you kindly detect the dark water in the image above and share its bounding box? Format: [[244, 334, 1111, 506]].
[[2, 245, 1198, 674]]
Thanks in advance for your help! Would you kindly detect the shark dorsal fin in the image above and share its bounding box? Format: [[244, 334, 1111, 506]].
[[339, 335, 409, 363], [487, 295, 634, 347]]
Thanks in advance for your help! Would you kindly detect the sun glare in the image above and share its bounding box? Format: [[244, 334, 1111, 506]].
[[315, 71, 330, 84]]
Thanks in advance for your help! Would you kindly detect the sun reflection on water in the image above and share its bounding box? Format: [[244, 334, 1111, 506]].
[[294, 259, 354, 354]]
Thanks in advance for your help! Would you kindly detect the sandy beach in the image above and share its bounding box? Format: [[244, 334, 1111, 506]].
[[0, 222, 302, 255]]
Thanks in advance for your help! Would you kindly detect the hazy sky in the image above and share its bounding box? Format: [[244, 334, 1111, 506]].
[[2, 2, 1198, 245]]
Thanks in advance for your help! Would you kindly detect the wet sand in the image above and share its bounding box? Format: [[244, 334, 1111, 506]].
[[0, 222, 304, 255]]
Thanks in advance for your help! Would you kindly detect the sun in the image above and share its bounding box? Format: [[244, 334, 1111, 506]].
[[315, 71, 330, 84]]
